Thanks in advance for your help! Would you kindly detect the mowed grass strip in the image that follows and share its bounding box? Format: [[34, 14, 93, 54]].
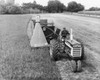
[[0, 15, 61, 80]]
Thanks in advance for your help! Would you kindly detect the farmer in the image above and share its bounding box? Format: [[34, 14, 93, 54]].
[[61, 27, 70, 41]]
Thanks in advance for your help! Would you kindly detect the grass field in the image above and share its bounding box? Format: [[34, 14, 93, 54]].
[[0, 14, 100, 80]]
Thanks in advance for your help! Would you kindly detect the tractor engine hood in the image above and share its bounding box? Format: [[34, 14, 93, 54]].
[[65, 39, 81, 48]]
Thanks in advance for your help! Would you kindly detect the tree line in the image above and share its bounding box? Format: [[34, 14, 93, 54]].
[[0, 0, 98, 14], [88, 7, 100, 11]]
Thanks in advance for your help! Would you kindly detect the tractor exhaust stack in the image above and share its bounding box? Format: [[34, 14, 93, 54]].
[[70, 28, 73, 41]]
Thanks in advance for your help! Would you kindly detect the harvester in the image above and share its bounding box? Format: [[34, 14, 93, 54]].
[[27, 16, 84, 72]]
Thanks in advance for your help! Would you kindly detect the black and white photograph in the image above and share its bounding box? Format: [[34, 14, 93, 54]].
[[0, 0, 100, 80]]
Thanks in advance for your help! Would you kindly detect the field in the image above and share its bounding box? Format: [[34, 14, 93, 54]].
[[0, 14, 100, 80], [78, 11, 100, 15]]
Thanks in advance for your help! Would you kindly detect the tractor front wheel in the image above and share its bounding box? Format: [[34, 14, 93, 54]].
[[77, 60, 82, 72], [71, 60, 77, 72]]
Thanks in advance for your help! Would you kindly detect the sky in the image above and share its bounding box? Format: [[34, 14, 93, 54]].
[[15, 0, 100, 9]]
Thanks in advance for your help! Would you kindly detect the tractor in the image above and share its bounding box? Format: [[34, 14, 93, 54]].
[[27, 16, 84, 72], [49, 29, 84, 72]]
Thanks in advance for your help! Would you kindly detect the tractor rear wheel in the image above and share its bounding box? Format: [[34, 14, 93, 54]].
[[71, 60, 77, 72], [77, 60, 82, 72], [50, 39, 60, 61], [50, 47, 54, 60]]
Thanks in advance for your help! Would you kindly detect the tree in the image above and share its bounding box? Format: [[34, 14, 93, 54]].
[[0, 5, 5, 14], [7, 5, 22, 14], [47, 0, 66, 13], [22, 2, 44, 12], [77, 3, 84, 11], [88, 7, 100, 11], [0, 4, 23, 14], [67, 1, 84, 12]]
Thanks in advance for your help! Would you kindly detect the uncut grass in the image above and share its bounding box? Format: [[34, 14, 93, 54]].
[[0, 15, 60, 80], [0, 45, 61, 80], [0, 34, 61, 80]]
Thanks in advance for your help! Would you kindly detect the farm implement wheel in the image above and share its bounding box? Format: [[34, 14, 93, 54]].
[[77, 60, 82, 72], [71, 60, 77, 72]]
